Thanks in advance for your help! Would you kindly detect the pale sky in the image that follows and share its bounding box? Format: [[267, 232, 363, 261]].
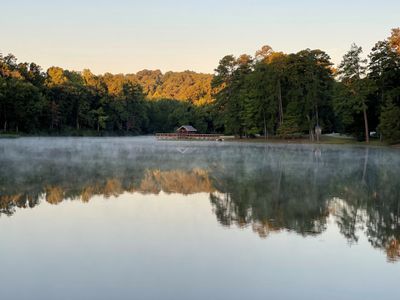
[[1, 0, 399, 74]]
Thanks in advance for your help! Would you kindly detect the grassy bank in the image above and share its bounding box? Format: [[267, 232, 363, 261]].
[[1, 132, 398, 149], [0, 130, 145, 138], [0, 133, 20, 138], [228, 135, 389, 147]]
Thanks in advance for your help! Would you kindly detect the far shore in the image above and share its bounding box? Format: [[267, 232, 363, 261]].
[[228, 136, 391, 147], [2, 132, 399, 148]]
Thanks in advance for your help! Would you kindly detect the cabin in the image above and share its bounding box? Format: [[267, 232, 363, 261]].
[[156, 125, 221, 140], [176, 125, 197, 135]]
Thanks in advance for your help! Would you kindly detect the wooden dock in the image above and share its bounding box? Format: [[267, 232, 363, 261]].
[[156, 133, 223, 141]]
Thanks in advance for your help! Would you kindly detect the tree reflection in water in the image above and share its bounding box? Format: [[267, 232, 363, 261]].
[[0, 138, 399, 262]]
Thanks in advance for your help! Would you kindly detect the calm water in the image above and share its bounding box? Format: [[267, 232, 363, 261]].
[[1, 137, 399, 300]]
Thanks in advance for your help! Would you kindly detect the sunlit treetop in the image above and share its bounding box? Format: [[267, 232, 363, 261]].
[[389, 27, 400, 54]]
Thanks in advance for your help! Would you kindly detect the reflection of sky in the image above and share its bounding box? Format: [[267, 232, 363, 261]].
[[1, 192, 399, 300], [1, 0, 400, 73]]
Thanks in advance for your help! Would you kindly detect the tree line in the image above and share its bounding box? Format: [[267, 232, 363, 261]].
[[1, 28, 399, 141], [0, 61, 213, 135], [212, 28, 400, 142]]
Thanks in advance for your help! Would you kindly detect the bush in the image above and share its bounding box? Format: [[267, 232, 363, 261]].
[[379, 101, 400, 144], [276, 116, 302, 139]]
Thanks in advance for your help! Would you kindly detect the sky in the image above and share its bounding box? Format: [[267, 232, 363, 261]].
[[1, 0, 399, 74]]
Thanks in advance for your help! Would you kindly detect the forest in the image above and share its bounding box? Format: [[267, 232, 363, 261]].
[[0, 28, 399, 142]]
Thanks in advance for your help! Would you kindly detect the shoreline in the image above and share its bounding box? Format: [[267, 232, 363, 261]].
[[226, 136, 390, 147], [1, 133, 398, 148]]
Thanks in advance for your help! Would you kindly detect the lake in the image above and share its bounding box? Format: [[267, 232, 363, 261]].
[[0, 137, 399, 300]]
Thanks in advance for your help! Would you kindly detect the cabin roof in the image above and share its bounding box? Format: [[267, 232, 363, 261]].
[[177, 125, 197, 132]]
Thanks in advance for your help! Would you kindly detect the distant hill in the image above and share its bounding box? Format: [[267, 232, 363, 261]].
[[102, 70, 213, 105]]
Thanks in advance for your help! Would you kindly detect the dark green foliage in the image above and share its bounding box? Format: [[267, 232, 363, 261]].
[[0, 78, 44, 132], [276, 115, 301, 138], [379, 100, 400, 143], [368, 39, 400, 142], [145, 99, 212, 134], [331, 35, 400, 143], [212, 49, 335, 138]]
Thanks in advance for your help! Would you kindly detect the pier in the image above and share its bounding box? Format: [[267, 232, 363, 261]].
[[156, 133, 223, 140]]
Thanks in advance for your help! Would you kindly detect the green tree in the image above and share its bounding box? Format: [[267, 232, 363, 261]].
[[379, 100, 400, 143], [338, 44, 372, 142], [242, 62, 277, 137], [212, 55, 239, 135], [284, 50, 334, 139]]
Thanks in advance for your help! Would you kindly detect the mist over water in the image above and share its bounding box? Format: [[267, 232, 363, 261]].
[[1, 137, 400, 300]]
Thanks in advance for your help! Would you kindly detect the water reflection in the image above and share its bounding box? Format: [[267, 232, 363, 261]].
[[1, 137, 400, 262]]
